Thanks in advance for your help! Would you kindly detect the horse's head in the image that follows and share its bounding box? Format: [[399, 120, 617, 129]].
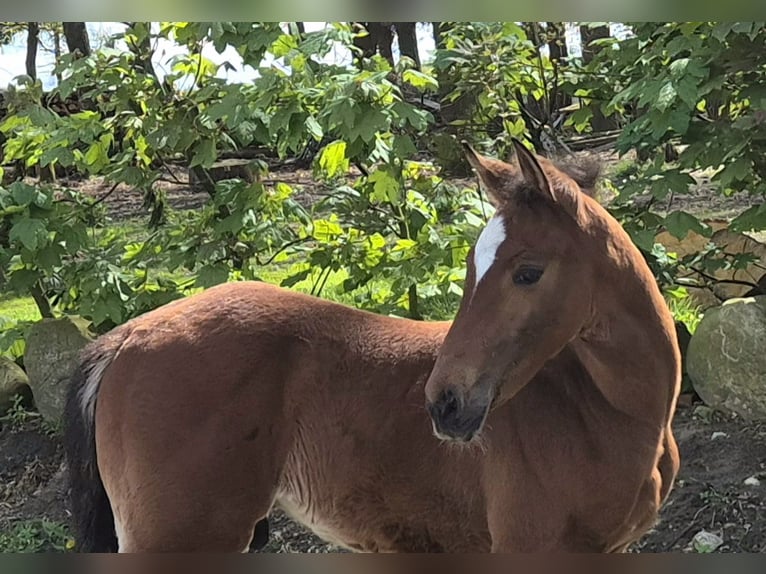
[[425, 139, 601, 442]]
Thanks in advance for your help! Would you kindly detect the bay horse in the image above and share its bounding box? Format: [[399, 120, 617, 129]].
[[63, 139, 680, 553]]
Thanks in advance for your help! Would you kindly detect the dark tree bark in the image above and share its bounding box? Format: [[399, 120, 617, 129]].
[[62, 22, 91, 58], [374, 22, 394, 66], [295, 22, 305, 36], [546, 22, 571, 113], [579, 24, 617, 131], [352, 22, 394, 67], [431, 22, 442, 48], [393, 22, 420, 68], [25, 22, 39, 80], [580, 23, 610, 64], [127, 22, 157, 79], [352, 22, 376, 61]]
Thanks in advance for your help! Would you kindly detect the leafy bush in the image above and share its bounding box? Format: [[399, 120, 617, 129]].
[[580, 22, 766, 293]]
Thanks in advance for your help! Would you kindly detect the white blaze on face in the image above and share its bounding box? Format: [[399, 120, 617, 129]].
[[472, 214, 506, 292]]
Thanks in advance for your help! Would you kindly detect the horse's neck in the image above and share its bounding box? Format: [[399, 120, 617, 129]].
[[570, 273, 680, 424]]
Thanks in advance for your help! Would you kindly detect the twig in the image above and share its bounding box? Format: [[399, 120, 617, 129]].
[[257, 237, 310, 266], [689, 265, 759, 290], [663, 504, 710, 551], [160, 157, 188, 185], [90, 181, 121, 208]]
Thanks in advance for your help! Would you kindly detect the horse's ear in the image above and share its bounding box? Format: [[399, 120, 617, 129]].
[[462, 142, 511, 207], [511, 138, 555, 203]]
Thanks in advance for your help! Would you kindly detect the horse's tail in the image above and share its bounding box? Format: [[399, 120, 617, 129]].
[[63, 331, 128, 553]]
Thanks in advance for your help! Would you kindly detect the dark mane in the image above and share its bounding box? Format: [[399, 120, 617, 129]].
[[552, 155, 602, 198]]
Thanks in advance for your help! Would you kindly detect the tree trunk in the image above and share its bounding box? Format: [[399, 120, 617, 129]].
[[25, 22, 39, 80], [546, 22, 571, 114], [127, 22, 157, 79], [352, 21, 376, 62], [374, 22, 394, 66], [295, 22, 305, 36], [431, 22, 442, 48], [62, 22, 91, 58], [393, 22, 420, 68], [53, 27, 62, 82], [30, 281, 54, 319], [579, 24, 617, 132], [580, 23, 610, 64], [352, 22, 394, 67]]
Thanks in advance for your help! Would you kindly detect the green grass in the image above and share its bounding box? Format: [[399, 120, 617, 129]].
[[0, 519, 73, 553], [666, 292, 704, 333], [0, 293, 41, 325]]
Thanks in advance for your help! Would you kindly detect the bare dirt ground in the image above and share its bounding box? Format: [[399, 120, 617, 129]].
[[55, 149, 762, 224], [1, 151, 764, 552]]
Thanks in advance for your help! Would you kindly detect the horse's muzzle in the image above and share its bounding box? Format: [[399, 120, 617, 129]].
[[426, 388, 488, 442]]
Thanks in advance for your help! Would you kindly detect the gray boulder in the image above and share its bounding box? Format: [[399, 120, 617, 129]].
[[687, 296, 766, 420], [0, 356, 30, 413], [23, 316, 93, 422]]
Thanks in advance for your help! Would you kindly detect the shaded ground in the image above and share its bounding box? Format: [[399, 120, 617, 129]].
[[1, 403, 764, 553], [51, 150, 761, 225]]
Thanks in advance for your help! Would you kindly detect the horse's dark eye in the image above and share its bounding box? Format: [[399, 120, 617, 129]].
[[513, 267, 544, 286]]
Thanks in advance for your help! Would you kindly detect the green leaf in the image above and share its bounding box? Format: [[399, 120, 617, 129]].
[[668, 58, 689, 78], [311, 219, 343, 242], [675, 78, 699, 108], [84, 141, 109, 172], [280, 268, 311, 288], [568, 106, 594, 133], [190, 139, 217, 168], [8, 268, 40, 291], [271, 33, 299, 57], [37, 243, 64, 269], [668, 110, 691, 134], [392, 238, 417, 252], [630, 230, 657, 252], [657, 82, 677, 111], [41, 146, 75, 167], [353, 107, 388, 143], [9, 218, 48, 250], [10, 182, 38, 206], [368, 169, 401, 204], [717, 158, 751, 187], [712, 23, 736, 41], [664, 211, 710, 240], [392, 102, 429, 130], [402, 69, 438, 91], [194, 264, 230, 288], [318, 141, 349, 178], [214, 213, 244, 234], [393, 134, 417, 158], [730, 204, 766, 232], [305, 116, 324, 141]]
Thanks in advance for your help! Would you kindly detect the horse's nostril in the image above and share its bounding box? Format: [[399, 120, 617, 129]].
[[440, 389, 460, 418]]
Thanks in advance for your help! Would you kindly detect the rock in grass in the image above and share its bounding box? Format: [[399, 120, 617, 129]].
[[687, 296, 766, 421], [0, 356, 30, 413], [23, 316, 93, 422]]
